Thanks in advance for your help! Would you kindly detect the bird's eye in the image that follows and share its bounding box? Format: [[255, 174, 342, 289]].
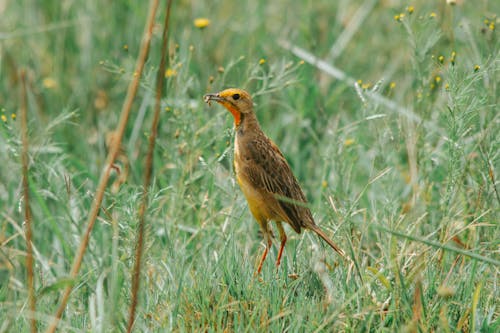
[[232, 93, 240, 100]]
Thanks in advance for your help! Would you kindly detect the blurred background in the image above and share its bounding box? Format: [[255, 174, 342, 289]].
[[1, 0, 498, 331]]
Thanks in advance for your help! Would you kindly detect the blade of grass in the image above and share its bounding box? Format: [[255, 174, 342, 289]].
[[44, 1, 160, 332], [20, 69, 37, 333], [369, 223, 500, 266], [471, 282, 482, 332], [0, 19, 85, 40], [411, 279, 423, 331], [126, 0, 173, 331], [328, 0, 377, 61], [279, 40, 422, 123]]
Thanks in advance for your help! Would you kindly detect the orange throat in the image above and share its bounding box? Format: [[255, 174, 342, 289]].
[[227, 106, 241, 127]]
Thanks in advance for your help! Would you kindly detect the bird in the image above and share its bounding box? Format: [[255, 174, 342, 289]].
[[204, 88, 344, 274]]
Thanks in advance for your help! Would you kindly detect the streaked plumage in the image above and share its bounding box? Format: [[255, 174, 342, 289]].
[[204, 88, 344, 273]]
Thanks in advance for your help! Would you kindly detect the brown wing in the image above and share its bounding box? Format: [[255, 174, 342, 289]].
[[242, 137, 314, 233]]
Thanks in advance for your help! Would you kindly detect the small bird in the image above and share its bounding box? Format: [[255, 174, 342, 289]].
[[204, 88, 344, 274]]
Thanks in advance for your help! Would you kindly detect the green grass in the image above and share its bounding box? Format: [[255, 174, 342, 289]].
[[1, 0, 499, 332]]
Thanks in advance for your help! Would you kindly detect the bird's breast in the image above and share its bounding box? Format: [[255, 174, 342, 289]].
[[233, 137, 249, 194], [233, 136, 274, 223]]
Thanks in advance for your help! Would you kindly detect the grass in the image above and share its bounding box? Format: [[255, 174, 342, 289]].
[[1, 0, 499, 332]]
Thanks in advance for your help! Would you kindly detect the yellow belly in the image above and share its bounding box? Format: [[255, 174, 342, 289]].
[[234, 164, 273, 226], [234, 136, 280, 226]]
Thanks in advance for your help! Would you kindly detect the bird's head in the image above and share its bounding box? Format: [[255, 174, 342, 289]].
[[204, 88, 254, 126]]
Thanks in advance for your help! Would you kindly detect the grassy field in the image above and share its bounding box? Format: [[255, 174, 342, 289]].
[[1, 0, 499, 332]]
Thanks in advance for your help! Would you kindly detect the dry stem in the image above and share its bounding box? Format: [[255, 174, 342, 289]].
[[20, 69, 37, 333], [126, 0, 173, 331], [44, 1, 160, 331]]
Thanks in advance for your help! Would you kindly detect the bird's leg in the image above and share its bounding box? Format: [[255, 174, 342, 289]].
[[275, 222, 287, 269], [256, 231, 273, 275]]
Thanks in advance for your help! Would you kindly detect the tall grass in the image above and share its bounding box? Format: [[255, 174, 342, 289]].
[[0, 1, 498, 331]]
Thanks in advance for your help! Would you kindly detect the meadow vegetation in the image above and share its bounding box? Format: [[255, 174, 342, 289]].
[[1, 0, 498, 331]]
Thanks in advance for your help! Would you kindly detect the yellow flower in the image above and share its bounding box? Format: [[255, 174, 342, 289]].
[[42, 77, 57, 89], [450, 51, 457, 65], [389, 82, 396, 89], [361, 82, 371, 90], [438, 55, 444, 63], [435, 76, 441, 83], [123, 44, 128, 51], [407, 6, 414, 14], [429, 12, 436, 18], [489, 23, 495, 31], [165, 68, 177, 78], [474, 65, 480, 72], [11, 113, 16, 120], [344, 138, 355, 146], [298, 60, 305, 65], [394, 13, 405, 22], [194, 18, 210, 29], [321, 180, 328, 188], [259, 58, 266, 65], [1, 114, 6, 122]]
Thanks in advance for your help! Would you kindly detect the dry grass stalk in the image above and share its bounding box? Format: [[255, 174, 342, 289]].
[[44, 1, 160, 332], [126, 0, 173, 332], [20, 69, 37, 333]]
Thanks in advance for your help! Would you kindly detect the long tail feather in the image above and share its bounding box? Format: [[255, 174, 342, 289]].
[[309, 225, 345, 257]]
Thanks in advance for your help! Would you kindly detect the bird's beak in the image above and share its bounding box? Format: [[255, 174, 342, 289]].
[[204, 93, 224, 105], [203, 91, 241, 126]]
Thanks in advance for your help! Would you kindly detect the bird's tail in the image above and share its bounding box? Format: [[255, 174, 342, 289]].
[[310, 225, 345, 257]]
